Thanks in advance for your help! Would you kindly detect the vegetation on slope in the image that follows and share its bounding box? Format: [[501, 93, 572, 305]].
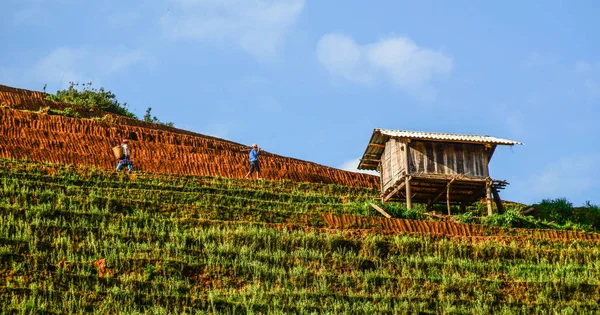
[[44, 82, 173, 126], [1, 158, 599, 313], [381, 198, 600, 234]]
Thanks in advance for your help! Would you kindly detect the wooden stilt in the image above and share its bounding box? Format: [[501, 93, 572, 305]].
[[426, 177, 456, 210], [486, 180, 493, 216], [492, 187, 504, 213], [446, 182, 451, 216], [403, 142, 412, 210], [405, 176, 412, 210]]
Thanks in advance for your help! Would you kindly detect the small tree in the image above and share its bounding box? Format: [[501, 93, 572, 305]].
[[144, 107, 174, 127], [46, 82, 136, 118], [143, 107, 153, 122], [46, 82, 174, 126]]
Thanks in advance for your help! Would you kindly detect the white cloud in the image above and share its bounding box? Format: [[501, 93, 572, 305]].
[[316, 33, 453, 101], [366, 37, 452, 89], [316, 34, 373, 85], [529, 154, 599, 198], [338, 158, 379, 176], [161, 0, 304, 60]]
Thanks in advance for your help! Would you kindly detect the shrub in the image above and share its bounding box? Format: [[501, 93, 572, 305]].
[[534, 198, 573, 225], [46, 82, 136, 118], [570, 201, 600, 230], [481, 208, 541, 229], [455, 211, 476, 224], [143, 107, 174, 127], [375, 202, 426, 220]]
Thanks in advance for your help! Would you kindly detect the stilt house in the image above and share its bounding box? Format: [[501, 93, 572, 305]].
[[358, 129, 522, 215]]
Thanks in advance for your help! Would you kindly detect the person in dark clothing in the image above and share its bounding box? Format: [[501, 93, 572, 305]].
[[116, 139, 133, 172], [245, 144, 260, 179]]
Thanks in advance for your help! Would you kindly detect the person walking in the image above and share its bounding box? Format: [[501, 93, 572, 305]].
[[245, 144, 260, 179], [116, 139, 133, 172]]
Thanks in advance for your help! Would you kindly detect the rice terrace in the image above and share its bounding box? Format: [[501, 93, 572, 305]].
[[1, 80, 599, 315]]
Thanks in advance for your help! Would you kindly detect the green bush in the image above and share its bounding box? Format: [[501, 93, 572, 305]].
[[534, 198, 573, 225], [481, 208, 542, 229], [143, 107, 174, 127], [455, 211, 476, 224], [532, 198, 600, 231], [45, 82, 175, 127], [46, 82, 136, 118], [570, 201, 600, 230], [375, 202, 426, 220]]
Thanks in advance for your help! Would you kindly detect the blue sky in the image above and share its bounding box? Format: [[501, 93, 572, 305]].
[[2, 0, 599, 205]]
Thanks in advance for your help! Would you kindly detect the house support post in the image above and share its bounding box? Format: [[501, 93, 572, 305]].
[[405, 176, 412, 210], [492, 187, 504, 213], [426, 177, 456, 212], [446, 182, 451, 216], [379, 163, 385, 203], [403, 141, 412, 210], [486, 179, 493, 216]]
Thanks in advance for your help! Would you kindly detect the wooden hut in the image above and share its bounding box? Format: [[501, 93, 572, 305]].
[[358, 129, 522, 215]]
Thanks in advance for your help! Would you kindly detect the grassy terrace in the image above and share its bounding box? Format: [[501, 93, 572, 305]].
[[1, 158, 599, 314]]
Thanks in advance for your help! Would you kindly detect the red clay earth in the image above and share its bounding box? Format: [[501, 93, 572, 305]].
[[0, 85, 378, 187]]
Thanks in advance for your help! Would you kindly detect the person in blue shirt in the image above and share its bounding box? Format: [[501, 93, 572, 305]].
[[245, 144, 261, 179]]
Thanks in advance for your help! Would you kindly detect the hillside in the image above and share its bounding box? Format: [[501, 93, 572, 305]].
[[1, 158, 600, 313], [2, 83, 600, 313], [0, 84, 377, 187]]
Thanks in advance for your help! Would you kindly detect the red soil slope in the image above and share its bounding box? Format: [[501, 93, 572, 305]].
[[0, 85, 379, 188]]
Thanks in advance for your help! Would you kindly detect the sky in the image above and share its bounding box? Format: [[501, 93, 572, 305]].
[[1, 0, 599, 205]]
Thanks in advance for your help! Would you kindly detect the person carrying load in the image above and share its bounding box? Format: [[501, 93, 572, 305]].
[[114, 139, 133, 172]]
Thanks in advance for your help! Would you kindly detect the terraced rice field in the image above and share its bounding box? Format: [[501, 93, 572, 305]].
[[1, 158, 600, 314], [323, 214, 600, 242]]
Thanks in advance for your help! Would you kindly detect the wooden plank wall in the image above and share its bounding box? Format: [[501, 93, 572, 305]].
[[382, 142, 393, 191], [391, 138, 405, 179], [408, 141, 488, 178], [382, 139, 407, 191]]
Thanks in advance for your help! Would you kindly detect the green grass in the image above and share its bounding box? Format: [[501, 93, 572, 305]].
[[1, 158, 600, 314]]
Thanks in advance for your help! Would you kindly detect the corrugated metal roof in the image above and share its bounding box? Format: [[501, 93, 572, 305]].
[[377, 128, 523, 145], [358, 128, 523, 170]]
